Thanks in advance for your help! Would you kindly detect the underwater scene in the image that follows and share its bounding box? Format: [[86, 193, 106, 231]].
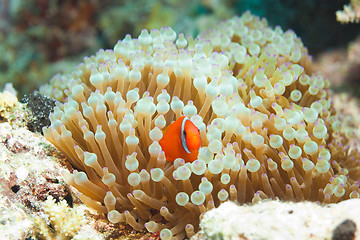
[[1, 0, 360, 239]]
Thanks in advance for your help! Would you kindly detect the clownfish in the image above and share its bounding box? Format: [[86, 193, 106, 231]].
[[159, 116, 201, 163]]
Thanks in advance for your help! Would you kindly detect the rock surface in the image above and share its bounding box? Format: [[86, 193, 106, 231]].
[[194, 199, 360, 240]]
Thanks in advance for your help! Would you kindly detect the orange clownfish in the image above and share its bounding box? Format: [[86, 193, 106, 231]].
[[159, 116, 201, 163]]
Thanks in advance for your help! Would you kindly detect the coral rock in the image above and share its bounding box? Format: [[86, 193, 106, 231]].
[[195, 199, 360, 240]]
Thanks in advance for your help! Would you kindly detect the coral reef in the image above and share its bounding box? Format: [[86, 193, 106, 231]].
[[314, 35, 360, 95], [337, 0, 360, 23], [34, 195, 86, 239], [0, 89, 111, 239], [0, 0, 203, 96], [0, 89, 19, 122], [0, 84, 27, 130], [332, 93, 360, 130], [0, 0, 102, 96], [7, 0, 101, 60], [41, 11, 360, 239], [0, 192, 33, 240]]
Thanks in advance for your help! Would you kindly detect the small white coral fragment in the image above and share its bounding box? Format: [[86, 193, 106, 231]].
[[35, 196, 86, 240], [0, 88, 18, 121]]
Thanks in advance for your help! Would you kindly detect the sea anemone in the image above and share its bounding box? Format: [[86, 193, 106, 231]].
[[42, 11, 360, 239]]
